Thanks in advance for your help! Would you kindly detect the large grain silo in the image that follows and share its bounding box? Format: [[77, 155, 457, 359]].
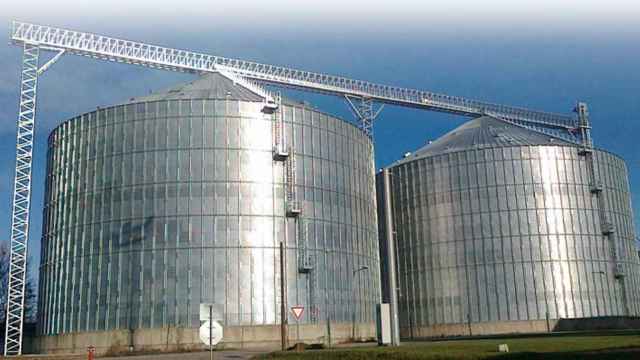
[[36, 73, 380, 354], [377, 116, 640, 338]]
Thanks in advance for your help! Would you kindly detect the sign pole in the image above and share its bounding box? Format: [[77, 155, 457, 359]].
[[290, 306, 305, 344], [199, 308, 223, 353], [209, 306, 213, 360], [280, 241, 288, 351]]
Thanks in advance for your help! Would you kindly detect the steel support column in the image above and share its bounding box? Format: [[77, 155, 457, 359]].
[[345, 96, 384, 138], [4, 43, 40, 356], [382, 169, 401, 346]]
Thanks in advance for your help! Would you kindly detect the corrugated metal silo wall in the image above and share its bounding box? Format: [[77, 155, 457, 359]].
[[38, 98, 380, 336], [384, 145, 640, 337]]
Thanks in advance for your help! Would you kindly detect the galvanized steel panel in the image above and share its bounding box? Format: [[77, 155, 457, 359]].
[[381, 135, 640, 335], [38, 93, 380, 335]]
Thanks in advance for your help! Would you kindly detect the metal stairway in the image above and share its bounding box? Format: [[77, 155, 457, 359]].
[[268, 89, 316, 324], [576, 103, 628, 315]]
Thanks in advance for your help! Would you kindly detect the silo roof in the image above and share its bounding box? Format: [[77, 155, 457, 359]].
[[393, 116, 574, 165], [126, 72, 266, 103]]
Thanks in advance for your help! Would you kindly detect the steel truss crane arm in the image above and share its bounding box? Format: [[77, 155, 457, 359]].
[[10, 21, 579, 136]]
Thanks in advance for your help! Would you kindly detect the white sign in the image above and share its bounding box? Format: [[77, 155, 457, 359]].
[[291, 306, 304, 321], [199, 320, 223, 346], [200, 303, 223, 321]]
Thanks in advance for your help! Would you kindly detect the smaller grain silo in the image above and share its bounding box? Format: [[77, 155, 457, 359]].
[[378, 116, 640, 337]]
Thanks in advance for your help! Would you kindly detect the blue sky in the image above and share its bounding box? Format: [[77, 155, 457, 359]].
[[0, 1, 639, 279]]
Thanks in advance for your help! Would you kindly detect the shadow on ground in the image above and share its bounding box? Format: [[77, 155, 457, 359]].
[[490, 346, 640, 360], [256, 346, 640, 360]]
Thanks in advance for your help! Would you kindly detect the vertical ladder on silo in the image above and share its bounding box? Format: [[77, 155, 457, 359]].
[[297, 218, 317, 322], [285, 153, 301, 216], [272, 92, 289, 160], [269, 92, 300, 215], [298, 219, 313, 273], [576, 102, 628, 314], [270, 93, 316, 321], [308, 263, 318, 323]]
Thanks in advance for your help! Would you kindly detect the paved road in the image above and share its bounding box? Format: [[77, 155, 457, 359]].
[[101, 350, 267, 360]]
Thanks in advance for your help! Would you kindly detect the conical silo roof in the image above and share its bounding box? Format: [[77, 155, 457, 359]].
[[394, 116, 574, 165], [126, 71, 266, 103]]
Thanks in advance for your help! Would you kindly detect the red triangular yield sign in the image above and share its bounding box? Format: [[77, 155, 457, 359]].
[[291, 306, 304, 320]]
